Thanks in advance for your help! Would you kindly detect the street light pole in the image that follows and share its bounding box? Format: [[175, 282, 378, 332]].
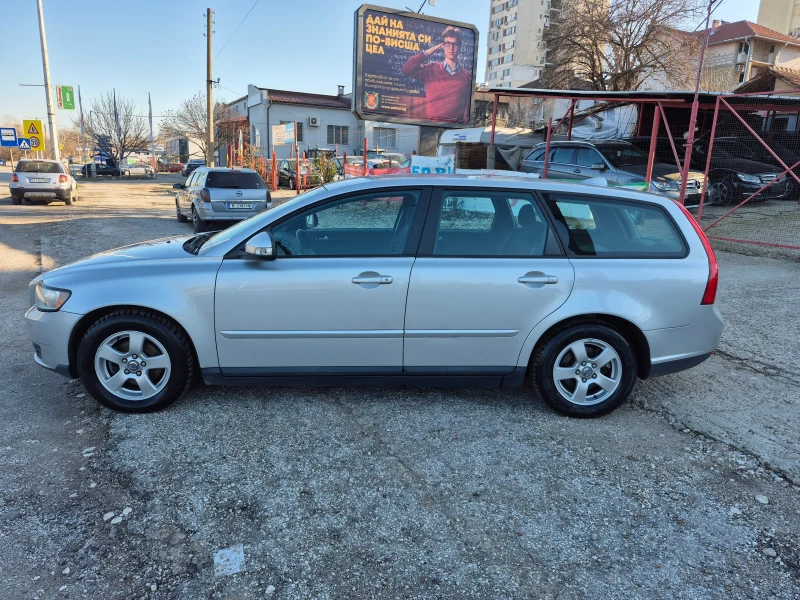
[[206, 8, 215, 167], [35, 0, 60, 162]]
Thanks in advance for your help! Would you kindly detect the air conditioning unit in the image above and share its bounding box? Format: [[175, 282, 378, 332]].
[[309, 116, 320, 127], [736, 64, 745, 72]]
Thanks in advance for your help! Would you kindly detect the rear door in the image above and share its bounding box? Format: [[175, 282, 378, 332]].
[[403, 187, 575, 374], [206, 171, 269, 215], [546, 147, 577, 180]]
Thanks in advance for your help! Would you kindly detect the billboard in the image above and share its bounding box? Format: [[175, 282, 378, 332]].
[[353, 5, 478, 128]]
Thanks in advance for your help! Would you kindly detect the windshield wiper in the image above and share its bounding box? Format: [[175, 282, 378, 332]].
[[183, 232, 214, 254]]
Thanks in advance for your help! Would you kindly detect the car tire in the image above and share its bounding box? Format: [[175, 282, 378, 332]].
[[192, 206, 207, 232], [176, 200, 188, 222], [531, 323, 637, 418], [289, 177, 295, 190], [12, 196, 22, 205], [77, 309, 195, 413], [65, 190, 74, 206], [707, 179, 735, 206]]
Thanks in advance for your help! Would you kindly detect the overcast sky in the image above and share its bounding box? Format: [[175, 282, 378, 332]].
[[0, 0, 757, 130]]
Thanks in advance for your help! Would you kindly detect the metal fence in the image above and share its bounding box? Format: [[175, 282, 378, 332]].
[[693, 92, 800, 257]]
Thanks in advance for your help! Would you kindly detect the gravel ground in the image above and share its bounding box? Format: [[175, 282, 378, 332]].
[[0, 168, 798, 599]]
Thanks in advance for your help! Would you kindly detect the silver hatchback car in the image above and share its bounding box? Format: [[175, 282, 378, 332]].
[[25, 176, 723, 417]]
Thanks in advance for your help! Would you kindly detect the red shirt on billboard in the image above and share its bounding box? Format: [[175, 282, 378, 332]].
[[402, 27, 472, 124]]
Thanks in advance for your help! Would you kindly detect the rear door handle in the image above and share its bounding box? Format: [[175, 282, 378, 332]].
[[352, 275, 393, 284], [518, 275, 558, 284]]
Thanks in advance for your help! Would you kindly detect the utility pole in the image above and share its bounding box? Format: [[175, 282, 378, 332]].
[[206, 8, 215, 167], [36, 0, 60, 162]]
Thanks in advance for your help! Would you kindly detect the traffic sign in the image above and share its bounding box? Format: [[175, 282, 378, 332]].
[[0, 127, 17, 147], [57, 85, 75, 110], [18, 138, 31, 150], [22, 119, 45, 153]]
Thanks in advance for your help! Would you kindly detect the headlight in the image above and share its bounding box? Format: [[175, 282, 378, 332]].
[[737, 173, 760, 184], [651, 180, 679, 191], [35, 282, 71, 312]]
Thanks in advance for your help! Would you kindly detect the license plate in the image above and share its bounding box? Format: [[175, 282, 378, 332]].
[[227, 203, 253, 209], [30, 178, 49, 183]]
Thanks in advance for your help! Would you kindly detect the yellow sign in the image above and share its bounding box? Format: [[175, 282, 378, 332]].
[[23, 119, 46, 152]]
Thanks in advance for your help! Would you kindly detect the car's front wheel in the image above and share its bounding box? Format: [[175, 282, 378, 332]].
[[531, 323, 637, 418], [77, 309, 195, 412], [176, 199, 188, 222]]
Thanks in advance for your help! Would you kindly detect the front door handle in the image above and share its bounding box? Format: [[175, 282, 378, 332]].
[[572, 168, 581, 174], [352, 275, 393, 285], [518, 274, 558, 285]]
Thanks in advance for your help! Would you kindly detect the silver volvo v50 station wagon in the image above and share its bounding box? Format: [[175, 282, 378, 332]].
[[25, 175, 723, 417]]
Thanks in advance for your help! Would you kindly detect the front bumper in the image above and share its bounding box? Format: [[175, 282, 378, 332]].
[[25, 306, 83, 377], [643, 304, 724, 378], [736, 179, 789, 199]]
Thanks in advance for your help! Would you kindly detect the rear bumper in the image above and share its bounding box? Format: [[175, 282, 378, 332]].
[[196, 202, 270, 221], [644, 304, 724, 378], [25, 306, 83, 377], [11, 186, 71, 200]]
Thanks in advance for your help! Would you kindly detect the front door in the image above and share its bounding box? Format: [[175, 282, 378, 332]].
[[403, 188, 574, 374], [214, 188, 427, 374]]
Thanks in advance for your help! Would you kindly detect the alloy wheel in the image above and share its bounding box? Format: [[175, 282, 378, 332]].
[[707, 182, 729, 205], [552, 338, 622, 406], [94, 330, 171, 401]]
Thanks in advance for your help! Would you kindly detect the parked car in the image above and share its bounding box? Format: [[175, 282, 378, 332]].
[[25, 175, 722, 417], [165, 162, 184, 173], [173, 167, 272, 233], [624, 137, 790, 205], [80, 161, 124, 177], [277, 159, 319, 188], [519, 140, 707, 204], [182, 159, 206, 177], [0, 158, 6, 166], [10, 159, 78, 205], [123, 162, 155, 176]]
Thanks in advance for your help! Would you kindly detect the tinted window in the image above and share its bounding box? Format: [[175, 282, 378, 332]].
[[433, 192, 549, 257], [527, 148, 546, 161], [17, 161, 63, 173], [551, 147, 574, 164], [598, 145, 649, 168], [575, 148, 604, 167], [186, 172, 200, 187], [206, 172, 265, 189], [271, 190, 420, 256], [545, 194, 686, 257]]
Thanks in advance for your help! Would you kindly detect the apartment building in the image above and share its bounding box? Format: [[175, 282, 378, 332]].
[[484, 0, 554, 88], [757, 0, 800, 37]]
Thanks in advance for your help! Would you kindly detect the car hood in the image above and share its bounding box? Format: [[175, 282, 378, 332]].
[[620, 163, 706, 182], [705, 155, 779, 174], [43, 235, 198, 279]]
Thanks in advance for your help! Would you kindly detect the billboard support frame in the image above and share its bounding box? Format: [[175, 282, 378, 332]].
[[352, 4, 479, 129]]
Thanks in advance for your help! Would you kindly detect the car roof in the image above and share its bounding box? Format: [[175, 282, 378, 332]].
[[534, 140, 635, 149], [17, 158, 62, 163], [194, 167, 258, 174]]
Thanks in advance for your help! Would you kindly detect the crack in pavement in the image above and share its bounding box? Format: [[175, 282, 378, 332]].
[[715, 348, 800, 385]]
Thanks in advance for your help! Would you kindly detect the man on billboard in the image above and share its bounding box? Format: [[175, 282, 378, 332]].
[[401, 26, 473, 124]]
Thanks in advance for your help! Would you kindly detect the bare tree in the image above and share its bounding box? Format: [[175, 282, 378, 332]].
[[506, 98, 537, 128], [541, 0, 704, 92], [159, 92, 241, 161], [73, 92, 149, 164]]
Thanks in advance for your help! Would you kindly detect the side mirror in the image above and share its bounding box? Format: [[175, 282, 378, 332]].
[[244, 231, 275, 260], [173, 183, 184, 189], [305, 213, 318, 228], [591, 162, 607, 171]]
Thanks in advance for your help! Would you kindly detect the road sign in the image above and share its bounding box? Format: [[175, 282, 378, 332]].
[[57, 85, 75, 110], [18, 138, 31, 150], [0, 128, 17, 147], [22, 119, 45, 152]]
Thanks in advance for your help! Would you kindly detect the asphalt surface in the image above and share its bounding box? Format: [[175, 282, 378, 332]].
[[0, 167, 798, 599]]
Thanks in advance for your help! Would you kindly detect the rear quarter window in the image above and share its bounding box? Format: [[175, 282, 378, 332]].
[[544, 194, 687, 258]]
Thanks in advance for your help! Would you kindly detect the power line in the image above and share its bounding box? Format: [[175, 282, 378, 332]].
[[214, 0, 260, 60]]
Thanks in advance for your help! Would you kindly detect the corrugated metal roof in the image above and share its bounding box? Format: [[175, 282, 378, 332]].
[[257, 88, 351, 109]]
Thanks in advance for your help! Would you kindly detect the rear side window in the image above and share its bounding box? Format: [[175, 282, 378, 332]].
[[206, 172, 265, 189], [551, 147, 574, 164], [544, 194, 686, 258], [16, 161, 63, 173]]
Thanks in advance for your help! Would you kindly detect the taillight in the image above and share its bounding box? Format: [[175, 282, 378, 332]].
[[677, 203, 718, 305], [11, 173, 18, 183], [58, 174, 68, 183], [200, 188, 211, 202]]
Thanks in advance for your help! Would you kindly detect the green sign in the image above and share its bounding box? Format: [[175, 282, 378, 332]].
[[57, 85, 75, 110]]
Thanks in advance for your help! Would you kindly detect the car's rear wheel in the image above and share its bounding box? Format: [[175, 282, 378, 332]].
[[77, 310, 195, 412], [531, 323, 637, 418], [176, 200, 188, 222], [12, 196, 21, 205], [65, 189, 74, 206], [192, 206, 207, 232]]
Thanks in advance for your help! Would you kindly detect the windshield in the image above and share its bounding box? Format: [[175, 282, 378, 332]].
[[598, 145, 649, 168], [206, 171, 265, 189], [16, 161, 63, 173]]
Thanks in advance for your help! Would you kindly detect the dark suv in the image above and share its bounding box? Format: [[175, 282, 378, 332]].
[[518, 140, 706, 204]]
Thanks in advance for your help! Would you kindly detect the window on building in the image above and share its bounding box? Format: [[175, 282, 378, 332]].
[[769, 44, 776, 53], [280, 120, 303, 142], [503, 54, 514, 63], [502, 68, 512, 77], [327, 125, 349, 145], [492, 4, 504, 13], [505, 0, 518, 7], [504, 41, 515, 50], [738, 72, 745, 83], [489, 58, 500, 67], [492, 31, 502, 41], [489, 71, 499, 80], [504, 26, 516, 36], [373, 127, 397, 149], [540, 105, 546, 120], [739, 41, 750, 54], [490, 45, 501, 54], [509, 12, 517, 21]]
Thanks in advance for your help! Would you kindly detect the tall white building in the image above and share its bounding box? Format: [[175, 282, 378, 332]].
[[484, 0, 552, 88]]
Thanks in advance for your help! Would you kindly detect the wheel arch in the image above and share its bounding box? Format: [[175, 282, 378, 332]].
[[67, 305, 200, 379], [524, 314, 651, 380]]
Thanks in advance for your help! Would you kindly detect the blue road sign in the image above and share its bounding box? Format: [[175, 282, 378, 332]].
[[18, 138, 31, 150], [0, 127, 18, 147]]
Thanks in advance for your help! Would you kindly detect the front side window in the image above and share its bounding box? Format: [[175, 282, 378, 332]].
[[433, 191, 550, 257], [598, 145, 649, 168], [575, 148, 604, 168], [271, 190, 421, 256], [551, 147, 575, 164], [545, 194, 686, 257]]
